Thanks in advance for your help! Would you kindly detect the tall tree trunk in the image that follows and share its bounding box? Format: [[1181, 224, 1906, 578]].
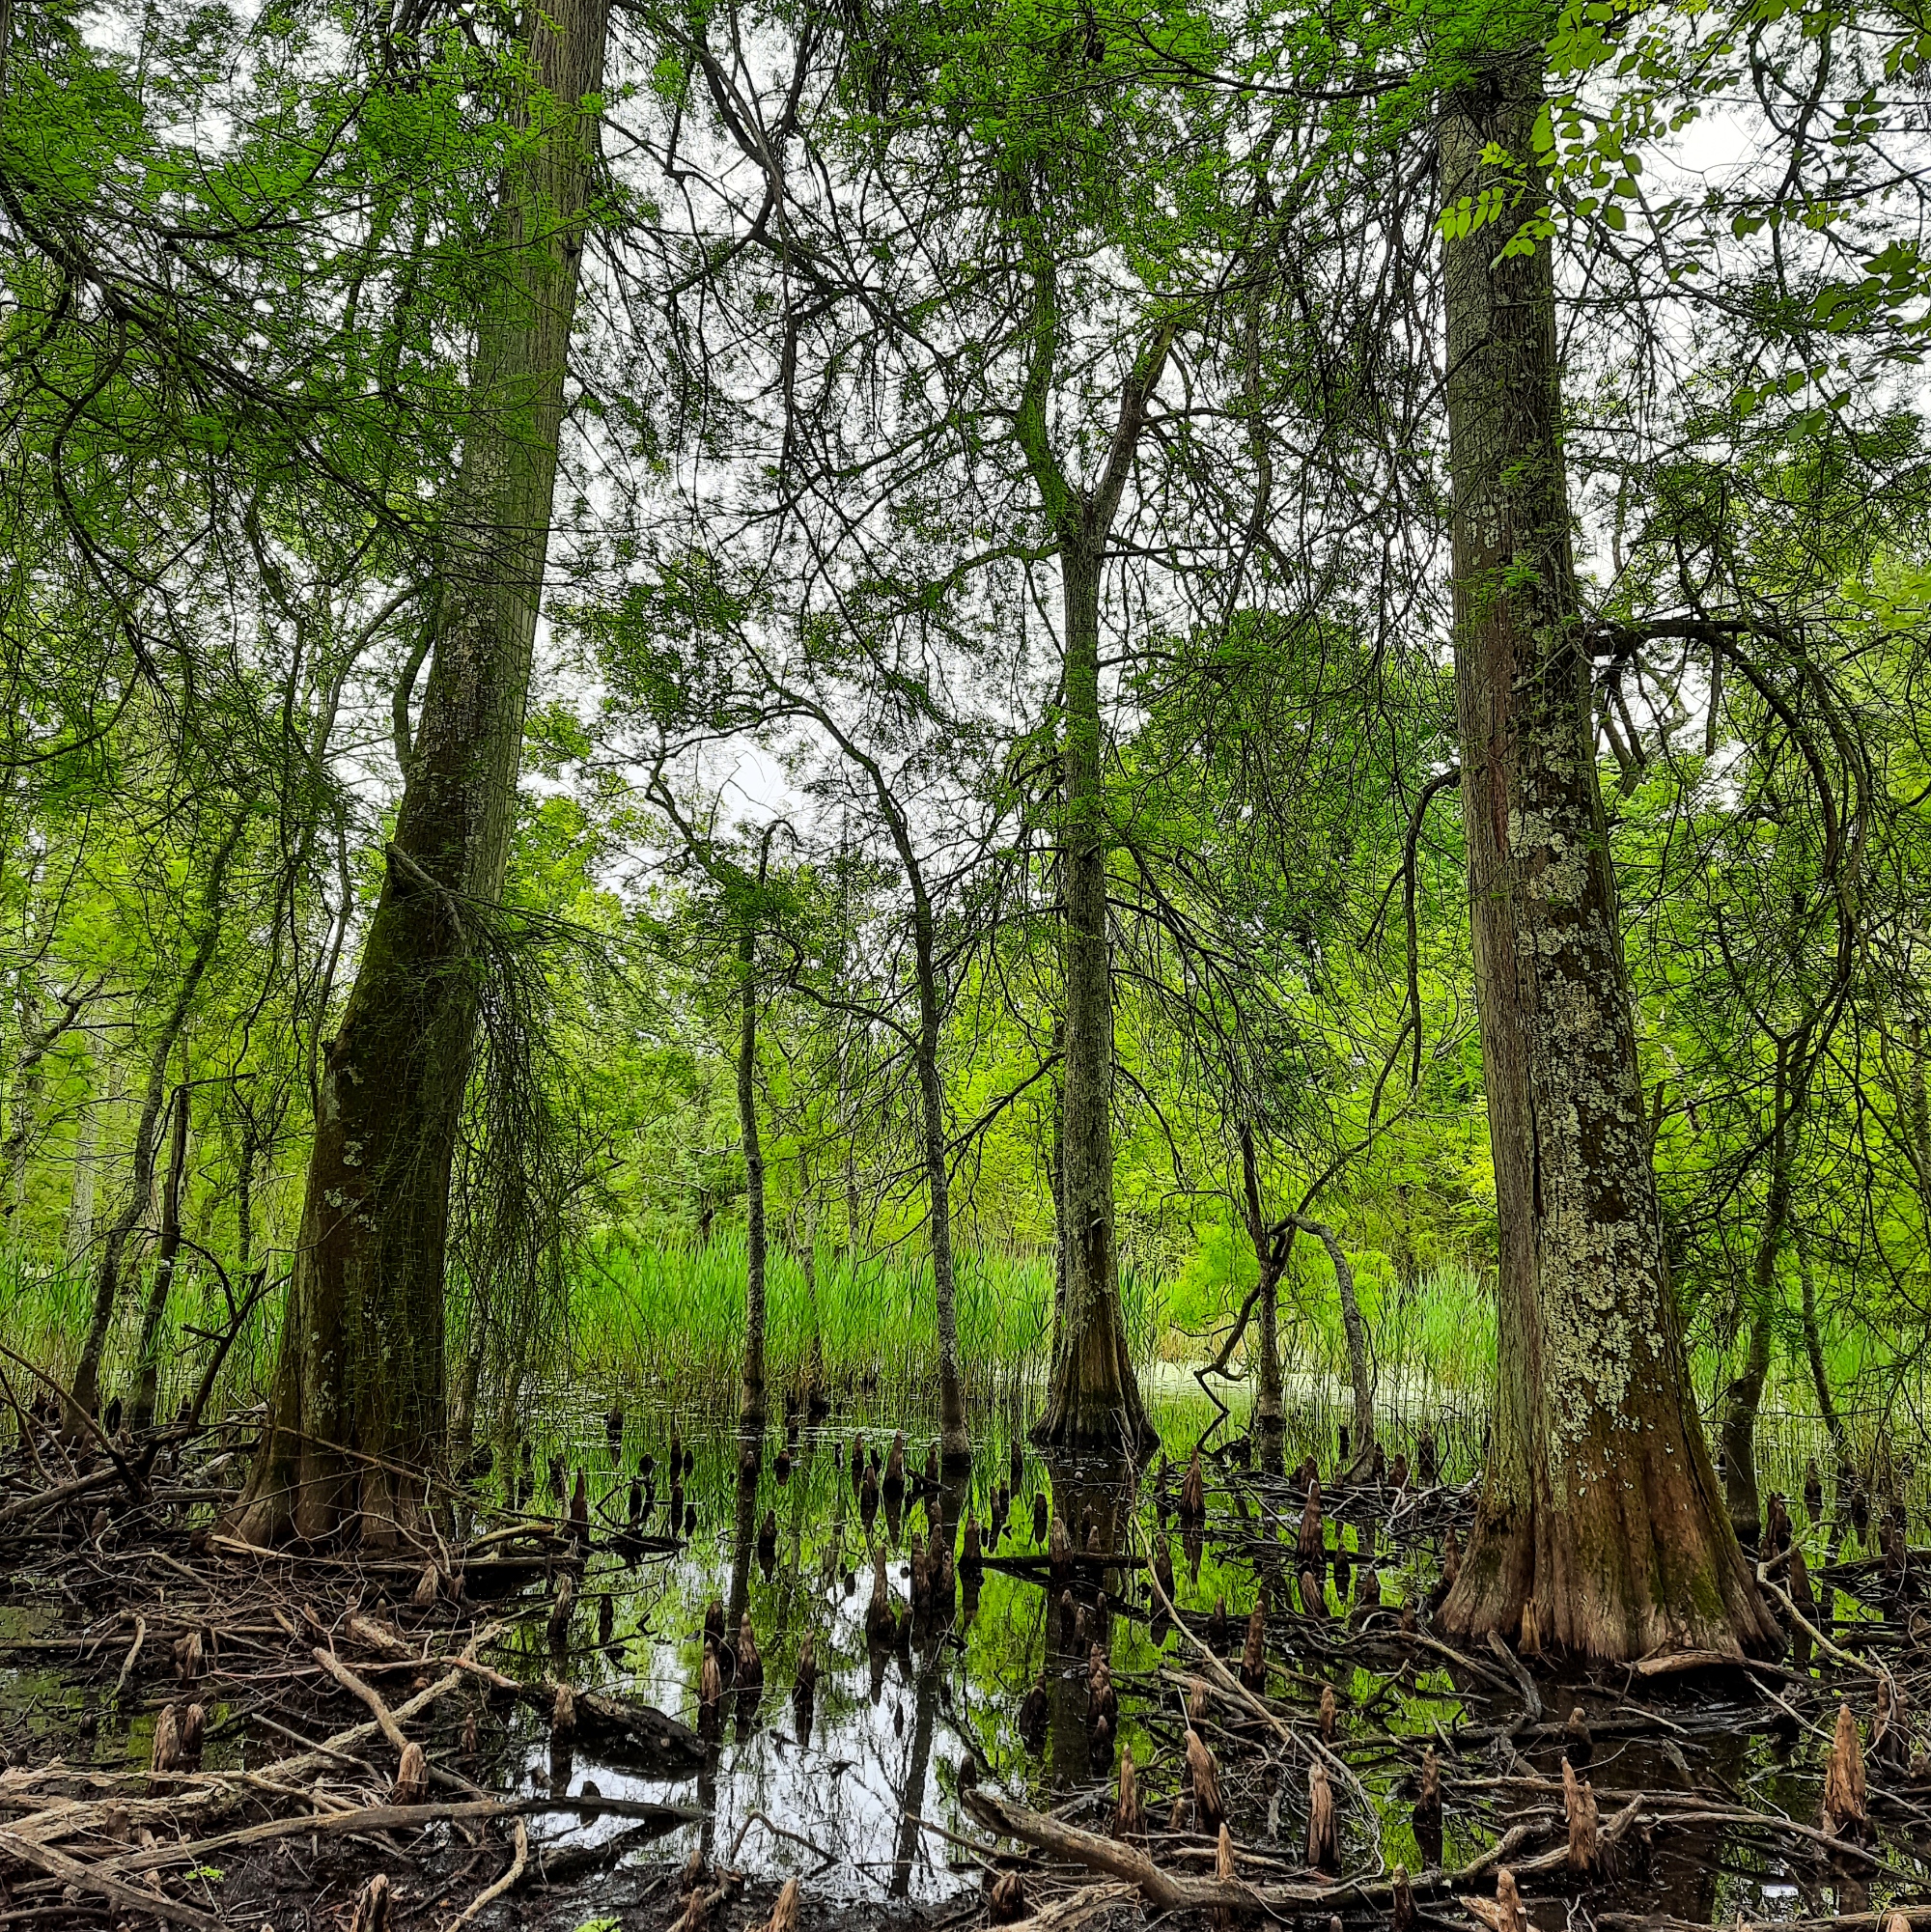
[[1255, 1263, 1284, 1431], [738, 915, 768, 1432], [1909, 1018, 1931, 1252], [910, 891, 969, 1465], [230, 0, 609, 1545], [65, 1068, 98, 1270], [1291, 1214, 1374, 1464], [0, 980, 62, 1221], [1049, 1016, 1066, 1335], [1035, 541, 1152, 1454], [72, 817, 242, 1420], [1719, 1302, 1774, 1547], [841, 1026, 865, 1259], [235, 1121, 256, 1278], [1434, 51, 1776, 1661], [128, 1079, 189, 1432]]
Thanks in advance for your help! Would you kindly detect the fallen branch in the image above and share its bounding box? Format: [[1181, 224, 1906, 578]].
[[962, 1784, 1641, 1915], [312, 1644, 409, 1755], [0, 1463, 124, 1530]]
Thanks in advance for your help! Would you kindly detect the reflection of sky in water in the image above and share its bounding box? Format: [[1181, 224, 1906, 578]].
[[479, 1396, 1914, 1920], [489, 1400, 1472, 1904], [514, 1527, 982, 1902]]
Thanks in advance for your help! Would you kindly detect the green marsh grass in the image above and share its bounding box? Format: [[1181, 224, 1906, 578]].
[[569, 1233, 1167, 1404]]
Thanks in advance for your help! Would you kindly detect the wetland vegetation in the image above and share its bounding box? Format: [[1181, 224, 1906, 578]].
[[7, 0, 1931, 1922]]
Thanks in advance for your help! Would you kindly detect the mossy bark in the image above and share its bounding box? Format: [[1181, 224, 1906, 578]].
[[1035, 543, 1153, 1455], [230, 0, 609, 1545], [1435, 52, 1777, 1661]]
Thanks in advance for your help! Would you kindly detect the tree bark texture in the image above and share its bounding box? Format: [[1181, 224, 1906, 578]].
[[1434, 53, 1777, 1660], [1036, 542, 1153, 1454], [232, 0, 608, 1544]]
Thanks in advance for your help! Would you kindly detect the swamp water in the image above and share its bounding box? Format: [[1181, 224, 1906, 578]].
[[466, 1392, 1911, 1921], [0, 1386, 1919, 1927]]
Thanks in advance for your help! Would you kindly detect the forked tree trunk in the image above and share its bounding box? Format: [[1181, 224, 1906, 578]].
[[1035, 542, 1153, 1454], [127, 1080, 190, 1432], [1434, 52, 1777, 1660], [789, 704, 969, 1463], [1014, 279, 1165, 1456], [1290, 1214, 1374, 1467], [230, 0, 609, 1545]]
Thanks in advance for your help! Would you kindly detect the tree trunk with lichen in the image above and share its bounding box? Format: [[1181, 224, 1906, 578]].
[[1435, 52, 1777, 1662], [229, 0, 608, 1545]]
